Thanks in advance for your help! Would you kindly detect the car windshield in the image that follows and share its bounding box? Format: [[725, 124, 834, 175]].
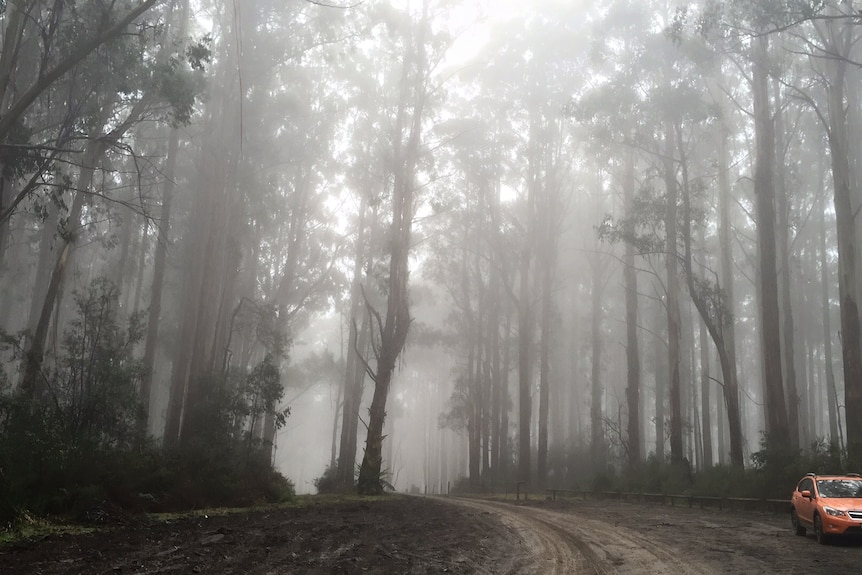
[[816, 479, 862, 498]]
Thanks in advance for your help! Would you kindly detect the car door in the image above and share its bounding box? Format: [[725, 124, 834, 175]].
[[795, 477, 815, 524]]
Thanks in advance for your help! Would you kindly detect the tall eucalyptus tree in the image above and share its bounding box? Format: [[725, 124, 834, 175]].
[[807, 0, 862, 463], [357, 0, 436, 494]]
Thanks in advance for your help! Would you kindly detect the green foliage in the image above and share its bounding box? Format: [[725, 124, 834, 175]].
[[313, 464, 341, 494], [604, 439, 847, 501], [186, 35, 213, 71], [156, 442, 295, 511], [184, 355, 290, 449], [0, 279, 293, 525], [154, 35, 212, 127], [614, 456, 694, 495], [59, 278, 146, 444], [246, 354, 290, 430], [448, 475, 475, 494], [598, 185, 668, 256], [697, 0, 827, 37], [0, 278, 143, 522], [0, 120, 41, 180], [748, 435, 843, 498], [690, 464, 754, 498], [439, 373, 470, 434]]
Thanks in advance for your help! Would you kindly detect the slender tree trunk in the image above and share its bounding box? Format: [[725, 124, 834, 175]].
[[131, 223, 148, 315], [475, 239, 491, 479], [499, 308, 512, 476], [537, 295, 550, 486], [752, 35, 789, 447], [517, 156, 538, 485], [141, 130, 179, 435], [623, 146, 641, 468], [0, 178, 11, 275], [329, 383, 343, 469], [489, 258, 502, 477], [699, 316, 713, 468], [654, 297, 667, 461], [358, 341, 404, 494], [773, 77, 800, 449], [536, 193, 554, 487], [663, 122, 683, 464], [677, 120, 744, 468], [517, 245, 532, 484], [717, 120, 744, 466], [822, 15, 862, 465], [488, 176, 503, 476], [589, 244, 605, 474], [798, 326, 810, 448], [337, 194, 369, 487], [716, 373, 727, 465], [480, 300, 492, 477], [0, 1, 30, 110], [26, 206, 59, 333], [819, 194, 841, 447], [690, 307, 702, 469], [114, 205, 134, 295], [466, 249, 480, 487]]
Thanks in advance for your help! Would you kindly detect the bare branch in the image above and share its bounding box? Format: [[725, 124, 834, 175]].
[[352, 317, 378, 385]]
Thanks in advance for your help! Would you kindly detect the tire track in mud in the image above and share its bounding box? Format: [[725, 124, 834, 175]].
[[443, 497, 722, 574], [517, 504, 718, 574], [448, 497, 594, 574]]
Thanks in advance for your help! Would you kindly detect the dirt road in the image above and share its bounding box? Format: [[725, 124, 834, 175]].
[[449, 496, 862, 574], [2, 495, 860, 573]]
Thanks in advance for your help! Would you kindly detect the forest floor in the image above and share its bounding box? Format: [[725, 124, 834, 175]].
[[2, 494, 862, 574]]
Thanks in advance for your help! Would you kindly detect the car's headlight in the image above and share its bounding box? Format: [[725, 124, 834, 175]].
[[823, 506, 846, 517]]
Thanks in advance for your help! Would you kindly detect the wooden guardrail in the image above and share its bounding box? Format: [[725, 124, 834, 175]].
[[542, 488, 788, 514]]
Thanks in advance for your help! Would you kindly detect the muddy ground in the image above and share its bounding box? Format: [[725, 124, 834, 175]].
[[1, 497, 525, 574], [2, 495, 861, 574]]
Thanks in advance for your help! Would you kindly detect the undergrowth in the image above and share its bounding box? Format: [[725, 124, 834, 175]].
[[0, 278, 294, 529]]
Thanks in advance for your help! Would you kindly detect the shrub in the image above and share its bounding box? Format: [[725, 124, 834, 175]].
[[313, 464, 341, 494], [0, 279, 295, 524]]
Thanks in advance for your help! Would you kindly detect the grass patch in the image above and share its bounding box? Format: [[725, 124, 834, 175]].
[[0, 512, 100, 545], [143, 493, 396, 524]]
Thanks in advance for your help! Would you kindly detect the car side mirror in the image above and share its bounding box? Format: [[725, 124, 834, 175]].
[[801, 490, 812, 499]]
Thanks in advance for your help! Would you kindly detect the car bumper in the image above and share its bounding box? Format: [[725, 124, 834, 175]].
[[822, 518, 862, 535]]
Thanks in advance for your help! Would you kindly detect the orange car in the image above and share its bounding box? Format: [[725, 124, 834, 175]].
[[790, 473, 862, 543]]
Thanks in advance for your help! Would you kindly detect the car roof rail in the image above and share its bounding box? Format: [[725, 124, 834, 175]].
[[847, 472, 861, 477], [804, 472, 816, 477]]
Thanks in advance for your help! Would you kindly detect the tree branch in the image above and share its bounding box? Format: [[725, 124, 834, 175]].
[[0, 0, 163, 141]]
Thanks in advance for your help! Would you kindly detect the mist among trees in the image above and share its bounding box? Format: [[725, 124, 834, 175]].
[[1, 0, 861, 520]]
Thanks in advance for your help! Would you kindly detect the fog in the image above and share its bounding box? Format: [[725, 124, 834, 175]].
[[1, 0, 860, 509]]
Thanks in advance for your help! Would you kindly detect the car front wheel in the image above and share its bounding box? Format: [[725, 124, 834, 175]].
[[814, 513, 829, 545], [791, 508, 806, 536]]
